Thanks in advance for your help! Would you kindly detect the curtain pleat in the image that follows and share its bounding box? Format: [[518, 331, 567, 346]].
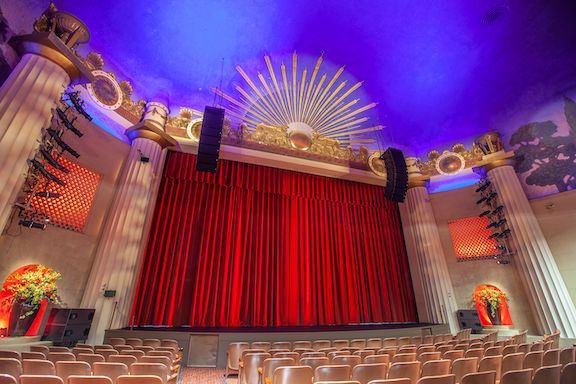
[[131, 151, 418, 327]]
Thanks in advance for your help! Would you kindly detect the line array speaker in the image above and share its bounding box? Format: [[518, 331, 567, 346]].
[[380, 147, 408, 202], [457, 309, 483, 333], [42, 308, 95, 346], [196, 106, 225, 173]]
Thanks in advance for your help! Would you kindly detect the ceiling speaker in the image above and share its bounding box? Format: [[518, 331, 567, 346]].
[[380, 147, 408, 203], [196, 106, 225, 173]]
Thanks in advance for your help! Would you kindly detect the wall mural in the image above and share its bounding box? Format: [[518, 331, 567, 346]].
[[509, 95, 576, 198], [0, 6, 13, 85]]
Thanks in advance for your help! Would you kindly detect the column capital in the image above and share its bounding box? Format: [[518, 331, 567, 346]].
[[125, 102, 177, 149], [484, 158, 515, 172], [405, 156, 428, 189]]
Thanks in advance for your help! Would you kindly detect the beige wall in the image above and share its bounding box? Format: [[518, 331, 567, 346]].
[[0, 117, 129, 307]]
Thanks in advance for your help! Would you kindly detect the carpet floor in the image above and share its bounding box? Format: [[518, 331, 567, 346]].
[[180, 368, 238, 384]]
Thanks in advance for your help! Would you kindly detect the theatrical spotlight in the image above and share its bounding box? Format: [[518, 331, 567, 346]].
[[40, 146, 70, 173], [486, 221, 499, 229], [46, 128, 80, 158], [18, 219, 47, 230], [476, 196, 488, 205], [67, 91, 92, 121], [56, 108, 83, 137], [488, 232, 500, 240], [29, 159, 66, 186], [35, 191, 61, 198], [475, 181, 491, 193], [498, 228, 511, 238], [491, 205, 504, 215], [495, 218, 507, 228], [479, 210, 491, 217]]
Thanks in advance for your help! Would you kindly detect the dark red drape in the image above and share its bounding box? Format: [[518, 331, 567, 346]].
[[132, 151, 417, 327]]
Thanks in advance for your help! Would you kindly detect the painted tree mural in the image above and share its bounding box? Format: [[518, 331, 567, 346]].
[[510, 96, 576, 193]]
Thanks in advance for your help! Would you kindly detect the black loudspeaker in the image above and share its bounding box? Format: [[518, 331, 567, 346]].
[[42, 308, 95, 346], [457, 309, 483, 333], [380, 147, 408, 202], [196, 106, 225, 173]]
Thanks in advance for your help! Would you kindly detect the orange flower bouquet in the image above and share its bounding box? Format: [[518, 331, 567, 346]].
[[474, 285, 507, 318], [1, 264, 61, 319]]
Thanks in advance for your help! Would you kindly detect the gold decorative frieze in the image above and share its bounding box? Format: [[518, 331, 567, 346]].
[[419, 143, 484, 177]]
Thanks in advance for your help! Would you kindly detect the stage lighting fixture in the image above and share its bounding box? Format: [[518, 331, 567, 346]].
[[56, 108, 83, 137], [140, 155, 150, 163], [491, 205, 504, 215], [68, 91, 93, 121], [40, 146, 70, 173], [46, 128, 80, 158], [18, 219, 46, 230], [29, 159, 66, 186], [479, 210, 491, 217], [488, 232, 500, 240], [35, 191, 61, 198], [475, 181, 491, 193], [498, 228, 511, 238], [495, 218, 507, 228], [486, 221, 498, 229], [476, 197, 488, 205]]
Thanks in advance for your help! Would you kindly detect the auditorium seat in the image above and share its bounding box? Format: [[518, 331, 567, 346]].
[[19, 375, 64, 384], [77, 353, 106, 368], [0, 374, 16, 384], [129, 363, 168, 384], [421, 360, 451, 378], [22, 359, 56, 375], [398, 347, 417, 355], [532, 364, 561, 384], [49, 347, 71, 353], [418, 352, 441, 364], [139, 356, 178, 381], [31, 346, 51, 355], [543, 348, 561, 366], [260, 357, 295, 384], [464, 350, 484, 363], [107, 338, 126, 347], [499, 368, 532, 384], [0, 358, 22, 380], [501, 353, 524, 377], [55, 361, 91, 382], [332, 355, 362, 369], [68, 376, 114, 384], [159, 340, 179, 350], [379, 347, 398, 357], [274, 352, 299, 361], [388, 361, 421, 384], [316, 381, 360, 384], [530, 343, 544, 352], [92, 362, 129, 384], [116, 375, 163, 384], [22, 351, 47, 360], [293, 348, 314, 358], [522, 351, 543, 374], [242, 352, 270, 384], [301, 352, 326, 359], [124, 351, 145, 361], [392, 353, 416, 363], [416, 374, 455, 384], [478, 356, 502, 381], [502, 346, 517, 357], [383, 339, 397, 348], [460, 371, 495, 384], [313, 340, 332, 351], [351, 339, 368, 349], [364, 355, 390, 365], [134, 346, 154, 354], [142, 339, 161, 348], [125, 339, 143, 347], [484, 347, 502, 357], [367, 339, 383, 349], [352, 363, 388, 384], [273, 365, 313, 384], [293, 341, 313, 349], [76, 344, 94, 351], [272, 342, 292, 350], [115, 346, 134, 354], [251, 342, 271, 351], [48, 353, 76, 364], [398, 338, 411, 347], [417, 346, 435, 356], [98, 349, 120, 362], [560, 348, 575, 368], [368, 379, 411, 384], [451, 358, 478, 384], [0, 351, 20, 360], [561, 363, 576, 384], [355, 350, 376, 360], [108, 355, 138, 368], [73, 348, 95, 358], [299, 356, 328, 377], [443, 351, 465, 364], [315, 365, 351, 382]]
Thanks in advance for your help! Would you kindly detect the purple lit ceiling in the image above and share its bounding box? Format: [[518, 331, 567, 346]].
[[20, 1, 576, 154]]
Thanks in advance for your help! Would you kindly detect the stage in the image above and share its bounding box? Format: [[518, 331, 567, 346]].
[[104, 323, 450, 368]]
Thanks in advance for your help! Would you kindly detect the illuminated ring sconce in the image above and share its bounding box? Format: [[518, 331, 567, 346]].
[[435, 151, 465, 175], [368, 151, 387, 177], [186, 118, 203, 142], [86, 70, 123, 110]]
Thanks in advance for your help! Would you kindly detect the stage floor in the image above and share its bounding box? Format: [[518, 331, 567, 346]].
[[105, 322, 450, 368]]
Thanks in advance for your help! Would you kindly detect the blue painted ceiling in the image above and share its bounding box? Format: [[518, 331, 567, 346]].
[[51, 0, 576, 155]]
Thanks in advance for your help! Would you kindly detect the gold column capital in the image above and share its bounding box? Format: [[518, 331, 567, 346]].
[[9, 32, 94, 83], [125, 120, 178, 150], [483, 158, 515, 173], [408, 178, 427, 189]]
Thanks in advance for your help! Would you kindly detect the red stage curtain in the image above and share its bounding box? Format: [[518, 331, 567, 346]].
[[131, 152, 417, 327]]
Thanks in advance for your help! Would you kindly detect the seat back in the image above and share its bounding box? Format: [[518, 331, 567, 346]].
[[543, 349, 560, 366], [465, 349, 483, 361], [292, 341, 312, 349], [383, 338, 398, 347], [93, 362, 129, 384], [419, 353, 442, 364], [355, 350, 376, 360], [314, 365, 351, 382], [0, 374, 16, 384], [55, 361, 91, 381], [502, 353, 524, 376], [478, 355, 502, 380], [421, 360, 451, 378], [301, 352, 326, 359], [116, 375, 163, 384], [452, 358, 479, 384], [351, 363, 388, 384], [0, 358, 22, 379], [250, 342, 271, 351], [31, 346, 51, 355], [351, 339, 367, 349], [107, 338, 125, 347], [22, 359, 55, 375], [97, 349, 120, 362], [443, 350, 464, 364], [261, 357, 295, 383], [523, 351, 543, 373], [416, 374, 456, 384], [114, 346, 134, 354], [273, 365, 313, 384], [364, 355, 390, 365], [417, 346, 436, 356], [484, 347, 502, 358], [299, 356, 329, 377], [312, 340, 332, 351], [68, 376, 114, 384], [22, 351, 46, 360], [49, 347, 70, 353], [392, 353, 417, 363], [532, 364, 561, 384], [388, 361, 421, 384], [129, 363, 168, 384], [72, 348, 94, 358], [332, 355, 362, 369], [367, 339, 383, 349], [460, 370, 496, 384], [124, 351, 145, 361], [243, 353, 271, 384], [559, 348, 575, 368], [142, 339, 161, 348], [561, 362, 576, 384], [499, 368, 532, 384], [502, 345, 517, 357], [125, 339, 143, 347], [159, 340, 179, 350], [0, 351, 20, 360], [78, 354, 106, 368], [47, 352, 76, 364], [108, 355, 138, 368], [19, 375, 64, 384], [272, 342, 292, 350]]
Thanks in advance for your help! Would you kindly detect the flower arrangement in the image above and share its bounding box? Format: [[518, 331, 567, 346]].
[[474, 285, 507, 318], [1, 264, 61, 318]]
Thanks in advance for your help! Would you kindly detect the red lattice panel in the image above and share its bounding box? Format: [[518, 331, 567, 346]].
[[30, 157, 100, 232], [448, 216, 499, 260]]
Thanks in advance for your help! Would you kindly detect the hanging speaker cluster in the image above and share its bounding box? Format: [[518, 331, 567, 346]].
[[196, 106, 225, 173], [380, 147, 408, 203]]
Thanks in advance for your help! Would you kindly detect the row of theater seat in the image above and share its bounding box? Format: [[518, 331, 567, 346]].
[[0, 338, 182, 384]]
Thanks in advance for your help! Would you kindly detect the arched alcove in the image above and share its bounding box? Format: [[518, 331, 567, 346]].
[[473, 284, 513, 326]]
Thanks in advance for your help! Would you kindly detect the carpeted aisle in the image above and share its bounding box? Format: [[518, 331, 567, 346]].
[[180, 368, 238, 384]]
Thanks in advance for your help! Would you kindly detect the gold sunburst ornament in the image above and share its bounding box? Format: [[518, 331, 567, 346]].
[[214, 52, 383, 151]]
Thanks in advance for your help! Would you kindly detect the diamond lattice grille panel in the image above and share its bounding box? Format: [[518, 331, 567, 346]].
[[30, 157, 100, 232], [448, 216, 499, 260]]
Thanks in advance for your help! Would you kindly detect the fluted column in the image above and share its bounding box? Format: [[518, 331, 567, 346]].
[[403, 156, 459, 332], [81, 102, 176, 343], [0, 26, 92, 231], [486, 161, 576, 337]]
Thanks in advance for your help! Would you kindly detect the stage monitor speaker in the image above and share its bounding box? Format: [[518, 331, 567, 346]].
[[42, 308, 95, 346], [457, 309, 483, 333], [196, 106, 225, 173], [380, 147, 408, 203]]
